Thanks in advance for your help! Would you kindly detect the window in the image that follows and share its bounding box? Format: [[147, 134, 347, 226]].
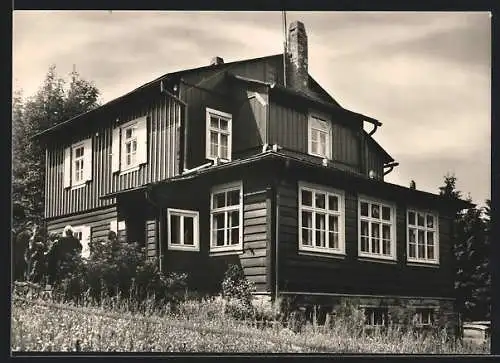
[[167, 209, 199, 251], [73, 145, 85, 184], [407, 209, 439, 264], [413, 308, 434, 327], [122, 125, 138, 169], [63, 138, 92, 189], [68, 225, 91, 259], [206, 108, 232, 161], [111, 116, 148, 174], [308, 114, 332, 159], [364, 307, 389, 327], [298, 182, 345, 255], [210, 181, 243, 253], [358, 197, 396, 260], [109, 220, 126, 241]]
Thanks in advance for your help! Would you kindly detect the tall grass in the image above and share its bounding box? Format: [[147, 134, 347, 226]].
[[11, 295, 490, 354]]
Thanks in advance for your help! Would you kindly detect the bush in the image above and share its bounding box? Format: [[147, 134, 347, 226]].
[[221, 264, 255, 320], [47, 238, 188, 311]]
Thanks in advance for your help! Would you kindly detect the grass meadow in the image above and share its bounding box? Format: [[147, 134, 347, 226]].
[[11, 295, 491, 354]]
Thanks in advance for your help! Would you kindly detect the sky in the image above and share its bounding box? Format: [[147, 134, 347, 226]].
[[12, 11, 491, 206]]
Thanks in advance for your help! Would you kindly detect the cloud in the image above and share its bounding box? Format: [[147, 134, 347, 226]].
[[12, 11, 490, 204]]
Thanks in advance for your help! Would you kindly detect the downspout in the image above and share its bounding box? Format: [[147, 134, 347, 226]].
[[183, 102, 189, 172], [145, 187, 162, 273], [383, 161, 399, 176], [274, 179, 280, 299], [367, 122, 379, 136]]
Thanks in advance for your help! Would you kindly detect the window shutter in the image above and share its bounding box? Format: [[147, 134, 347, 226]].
[[83, 138, 93, 182], [135, 116, 148, 165], [109, 219, 118, 233], [80, 226, 91, 259], [63, 147, 72, 188], [111, 127, 121, 173]]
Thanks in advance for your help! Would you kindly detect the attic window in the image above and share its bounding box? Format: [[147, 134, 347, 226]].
[[206, 108, 232, 161], [308, 114, 332, 159]]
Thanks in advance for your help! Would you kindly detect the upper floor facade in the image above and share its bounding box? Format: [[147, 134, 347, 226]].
[[38, 21, 395, 219]]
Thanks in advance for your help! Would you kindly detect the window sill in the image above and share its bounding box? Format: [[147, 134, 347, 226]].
[[119, 166, 141, 175], [70, 182, 87, 191], [406, 261, 440, 268], [168, 245, 200, 252], [298, 250, 346, 260], [209, 249, 243, 257], [307, 152, 330, 160], [358, 255, 397, 265]]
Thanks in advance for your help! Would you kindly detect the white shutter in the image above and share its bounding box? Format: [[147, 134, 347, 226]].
[[109, 219, 118, 233], [111, 127, 121, 173], [83, 138, 93, 182], [63, 147, 72, 188], [135, 116, 148, 165], [80, 226, 91, 259]]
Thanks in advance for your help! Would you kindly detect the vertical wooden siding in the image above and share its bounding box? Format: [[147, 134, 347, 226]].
[[269, 101, 362, 169], [269, 102, 308, 152], [45, 94, 183, 219]]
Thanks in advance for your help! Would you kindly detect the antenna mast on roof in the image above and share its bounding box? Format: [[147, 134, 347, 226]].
[[282, 10, 287, 88]]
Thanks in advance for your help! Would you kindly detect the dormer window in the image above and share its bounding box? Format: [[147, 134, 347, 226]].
[[308, 114, 332, 159], [206, 108, 232, 161]]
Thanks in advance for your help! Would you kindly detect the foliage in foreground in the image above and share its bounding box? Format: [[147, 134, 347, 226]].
[[11, 296, 490, 354]]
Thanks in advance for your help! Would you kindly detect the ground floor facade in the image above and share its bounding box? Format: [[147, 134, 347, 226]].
[[44, 153, 464, 334]]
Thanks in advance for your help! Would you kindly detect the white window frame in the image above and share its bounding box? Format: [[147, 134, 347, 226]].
[[120, 120, 139, 172], [72, 143, 85, 187], [364, 307, 389, 327], [407, 208, 440, 265], [308, 113, 332, 159], [298, 181, 345, 255], [413, 308, 435, 327], [167, 208, 200, 251], [210, 181, 243, 253], [205, 107, 232, 161], [68, 225, 91, 259], [358, 196, 397, 261]]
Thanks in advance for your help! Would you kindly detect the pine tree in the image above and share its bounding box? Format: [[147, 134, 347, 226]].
[[439, 174, 491, 321]]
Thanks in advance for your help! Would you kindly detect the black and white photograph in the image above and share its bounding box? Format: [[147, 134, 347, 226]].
[[11, 10, 492, 354]]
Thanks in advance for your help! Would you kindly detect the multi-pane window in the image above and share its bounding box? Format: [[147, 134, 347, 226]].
[[298, 182, 345, 254], [122, 125, 138, 169], [167, 209, 199, 251], [413, 308, 434, 327], [210, 182, 242, 252], [408, 209, 439, 264], [359, 198, 395, 260], [364, 307, 389, 327], [308, 115, 331, 159], [206, 108, 232, 161], [73, 145, 85, 183]]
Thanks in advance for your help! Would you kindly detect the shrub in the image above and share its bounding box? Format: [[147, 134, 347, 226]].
[[47, 238, 188, 311], [221, 264, 255, 320]]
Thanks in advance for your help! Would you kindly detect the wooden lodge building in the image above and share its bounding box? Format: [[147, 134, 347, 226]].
[[35, 21, 470, 331]]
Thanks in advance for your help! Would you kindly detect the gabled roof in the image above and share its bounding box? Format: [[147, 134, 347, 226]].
[[34, 53, 349, 139]]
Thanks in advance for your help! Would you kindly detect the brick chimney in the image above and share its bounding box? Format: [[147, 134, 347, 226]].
[[286, 21, 308, 91], [210, 56, 224, 66]]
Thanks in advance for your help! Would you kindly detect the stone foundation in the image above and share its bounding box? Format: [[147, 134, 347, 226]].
[[274, 294, 458, 337]]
